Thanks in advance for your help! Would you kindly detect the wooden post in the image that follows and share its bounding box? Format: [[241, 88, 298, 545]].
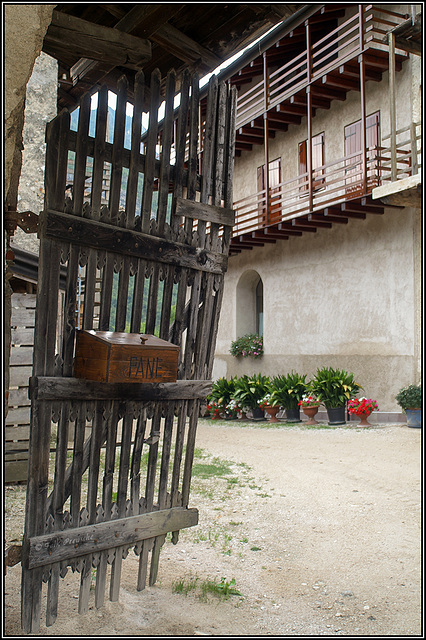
[[388, 31, 397, 181], [359, 6, 367, 194], [306, 21, 313, 212], [410, 121, 418, 175], [263, 52, 269, 226]]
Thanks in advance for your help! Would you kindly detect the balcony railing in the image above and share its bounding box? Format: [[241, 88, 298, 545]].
[[380, 121, 422, 182], [236, 5, 409, 129], [232, 142, 419, 237]]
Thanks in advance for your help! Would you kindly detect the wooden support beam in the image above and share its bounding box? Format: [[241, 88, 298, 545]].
[[268, 110, 302, 125], [311, 212, 348, 224], [43, 10, 152, 68], [251, 232, 277, 243], [277, 223, 302, 236], [39, 209, 228, 274], [27, 507, 198, 569], [30, 377, 212, 401], [310, 84, 347, 101], [150, 23, 221, 70], [290, 92, 330, 110], [321, 73, 360, 92], [341, 202, 384, 215]]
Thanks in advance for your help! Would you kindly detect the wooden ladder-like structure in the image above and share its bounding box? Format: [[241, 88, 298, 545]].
[[21, 68, 236, 632]]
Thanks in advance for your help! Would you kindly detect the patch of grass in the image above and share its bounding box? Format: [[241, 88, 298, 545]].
[[172, 575, 199, 596], [191, 457, 233, 479], [200, 577, 242, 600], [250, 546, 261, 551]]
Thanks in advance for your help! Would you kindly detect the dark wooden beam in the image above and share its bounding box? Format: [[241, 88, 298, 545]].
[[290, 92, 331, 110], [310, 84, 347, 101], [268, 110, 302, 125], [341, 202, 384, 215], [321, 73, 360, 92], [277, 223, 302, 236], [338, 63, 382, 82], [312, 212, 348, 224], [43, 9, 152, 69]]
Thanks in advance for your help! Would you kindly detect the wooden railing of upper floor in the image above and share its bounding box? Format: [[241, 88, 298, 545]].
[[235, 4, 410, 129], [232, 132, 422, 236]]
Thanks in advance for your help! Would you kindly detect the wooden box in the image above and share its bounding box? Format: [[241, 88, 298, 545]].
[[74, 331, 180, 383]]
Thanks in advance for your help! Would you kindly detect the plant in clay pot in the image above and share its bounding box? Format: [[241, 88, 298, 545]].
[[298, 391, 321, 425], [348, 397, 379, 427]]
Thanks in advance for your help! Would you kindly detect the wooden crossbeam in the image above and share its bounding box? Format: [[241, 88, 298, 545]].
[[43, 10, 152, 69], [39, 209, 228, 274], [27, 507, 198, 569]]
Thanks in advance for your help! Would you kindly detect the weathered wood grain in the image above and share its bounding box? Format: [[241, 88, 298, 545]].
[[28, 507, 198, 569], [39, 209, 228, 274]]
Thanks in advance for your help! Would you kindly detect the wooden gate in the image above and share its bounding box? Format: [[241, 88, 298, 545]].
[[21, 68, 236, 632]]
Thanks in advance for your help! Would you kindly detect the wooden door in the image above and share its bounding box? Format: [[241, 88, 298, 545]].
[[257, 158, 281, 225], [345, 112, 380, 196], [298, 132, 324, 194], [20, 70, 236, 632]]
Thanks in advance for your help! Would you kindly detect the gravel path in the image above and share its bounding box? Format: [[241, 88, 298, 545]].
[[4, 420, 421, 636]]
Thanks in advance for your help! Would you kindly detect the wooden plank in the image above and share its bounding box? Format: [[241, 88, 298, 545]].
[[28, 507, 198, 569], [141, 69, 161, 234], [9, 365, 32, 387], [11, 293, 37, 308], [175, 198, 234, 226], [11, 308, 36, 326], [125, 70, 145, 229], [31, 377, 211, 401], [39, 209, 228, 274], [8, 387, 31, 406], [45, 10, 151, 68], [5, 408, 30, 426], [11, 327, 34, 345], [10, 346, 33, 366], [156, 70, 176, 236], [5, 460, 28, 483], [95, 400, 118, 608]]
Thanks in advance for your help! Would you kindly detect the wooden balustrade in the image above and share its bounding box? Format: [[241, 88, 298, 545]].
[[235, 5, 409, 130]]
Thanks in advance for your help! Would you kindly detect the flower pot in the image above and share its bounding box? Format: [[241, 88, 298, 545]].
[[265, 405, 280, 423], [302, 406, 319, 425], [251, 406, 266, 421], [285, 407, 301, 423], [326, 406, 346, 425], [405, 408, 421, 428], [356, 411, 372, 427]]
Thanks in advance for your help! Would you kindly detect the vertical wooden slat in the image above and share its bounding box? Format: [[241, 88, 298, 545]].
[[110, 402, 134, 601], [141, 69, 161, 234], [125, 70, 145, 229], [95, 400, 118, 608], [109, 76, 128, 224], [157, 70, 176, 236]]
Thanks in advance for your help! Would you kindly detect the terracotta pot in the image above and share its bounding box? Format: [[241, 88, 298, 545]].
[[302, 405, 319, 425], [265, 405, 280, 423], [357, 410, 372, 427]]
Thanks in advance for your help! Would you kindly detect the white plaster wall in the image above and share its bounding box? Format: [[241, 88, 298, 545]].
[[215, 206, 420, 411]]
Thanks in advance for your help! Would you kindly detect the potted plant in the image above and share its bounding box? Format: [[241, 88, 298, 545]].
[[395, 384, 422, 428], [232, 373, 270, 420], [298, 391, 322, 425], [347, 397, 379, 427], [269, 372, 307, 423], [259, 392, 280, 423], [208, 377, 237, 419], [230, 334, 264, 359], [311, 367, 362, 425]]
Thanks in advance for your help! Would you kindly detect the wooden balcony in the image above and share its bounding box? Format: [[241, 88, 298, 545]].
[[233, 4, 409, 154], [229, 142, 418, 254]]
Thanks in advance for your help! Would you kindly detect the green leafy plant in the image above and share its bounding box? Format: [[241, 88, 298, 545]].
[[311, 367, 362, 408], [201, 576, 242, 600], [395, 384, 422, 411], [268, 372, 307, 409], [207, 377, 238, 417], [230, 334, 263, 358], [232, 373, 270, 411]]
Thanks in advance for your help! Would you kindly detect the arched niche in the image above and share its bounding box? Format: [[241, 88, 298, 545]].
[[236, 270, 263, 337]]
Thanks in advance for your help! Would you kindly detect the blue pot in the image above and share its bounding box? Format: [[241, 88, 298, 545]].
[[405, 408, 421, 428]]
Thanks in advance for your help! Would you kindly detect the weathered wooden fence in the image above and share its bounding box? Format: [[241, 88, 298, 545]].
[[6, 294, 36, 482], [21, 68, 236, 632]]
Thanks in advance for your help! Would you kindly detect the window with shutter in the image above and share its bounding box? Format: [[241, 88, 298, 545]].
[[298, 132, 325, 194]]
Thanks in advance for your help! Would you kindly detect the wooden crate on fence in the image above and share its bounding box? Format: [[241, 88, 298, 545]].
[[20, 69, 237, 632]]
